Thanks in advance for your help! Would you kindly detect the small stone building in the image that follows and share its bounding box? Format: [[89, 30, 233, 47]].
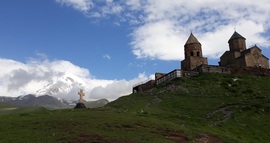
[[132, 80, 156, 93], [181, 33, 208, 71], [219, 31, 269, 69]]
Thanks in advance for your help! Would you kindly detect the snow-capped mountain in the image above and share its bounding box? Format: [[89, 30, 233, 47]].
[[0, 94, 71, 109], [35, 76, 86, 99], [0, 95, 109, 109], [0, 75, 111, 109]]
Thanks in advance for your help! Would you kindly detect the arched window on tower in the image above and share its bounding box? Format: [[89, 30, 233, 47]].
[[191, 51, 194, 56], [197, 51, 200, 57]]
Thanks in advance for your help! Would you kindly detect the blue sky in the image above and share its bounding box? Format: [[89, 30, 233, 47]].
[[0, 0, 181, 80], [1, 0, 270, 101], [0, 0, 149, 79]]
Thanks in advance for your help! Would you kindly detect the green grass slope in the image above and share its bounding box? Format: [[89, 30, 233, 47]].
[[0, 102, 17, 116], [109, 73, 270, 142], [0, 73, 269, 143], [0, 102, 47, 116]]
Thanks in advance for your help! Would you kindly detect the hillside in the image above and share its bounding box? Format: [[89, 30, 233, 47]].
[[84, 99, 109, 108], [0, 73, 269, 143], [0, 102, 47, 116], [109, 73, 270, 142]]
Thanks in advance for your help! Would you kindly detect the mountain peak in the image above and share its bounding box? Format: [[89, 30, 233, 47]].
[[35, 76, 86, 100]]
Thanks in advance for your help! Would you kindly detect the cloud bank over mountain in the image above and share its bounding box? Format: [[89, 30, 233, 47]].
[[56, 0, 270, 60], [0, 58, 149, 101]]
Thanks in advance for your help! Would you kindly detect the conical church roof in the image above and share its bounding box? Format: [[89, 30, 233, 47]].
[[229, 31, 246, 42], [185, 33, 201, 45]]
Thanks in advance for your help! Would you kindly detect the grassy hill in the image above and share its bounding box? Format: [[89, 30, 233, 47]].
[[0, 102, 47, 116], [84, 99, 109, 108], [0, 73, 269, 143]]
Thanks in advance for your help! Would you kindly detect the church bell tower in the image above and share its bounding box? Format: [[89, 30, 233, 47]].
[[181, 33, 208, 71]]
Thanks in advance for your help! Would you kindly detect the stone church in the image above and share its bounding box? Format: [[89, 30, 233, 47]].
[[133, 31, 270, 93], [219, 31, 269, 69], [181, 31, 269, 71]]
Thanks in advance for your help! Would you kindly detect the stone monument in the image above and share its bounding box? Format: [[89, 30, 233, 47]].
[[74, 89, 86, 109]]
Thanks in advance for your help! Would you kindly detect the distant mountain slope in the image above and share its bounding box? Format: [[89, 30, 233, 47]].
[[0, 95, 109, 109], [0, 102, 14, 109], [0, 102, 46, 116], [0, 95, 71, 109]]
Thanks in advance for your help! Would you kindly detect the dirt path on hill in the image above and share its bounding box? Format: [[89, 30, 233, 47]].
[[193, 133, 225, 143], [206, 104, 244, 124], [62, 133, 136, 143], [165, 131, 224, 143]]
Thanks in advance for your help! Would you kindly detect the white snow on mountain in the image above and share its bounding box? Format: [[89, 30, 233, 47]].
[[35, 76, 85, 96]]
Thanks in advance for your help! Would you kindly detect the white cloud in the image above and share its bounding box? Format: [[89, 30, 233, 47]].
[[129, 0, 270, 60], [125, 0, 142, 10], [106, 0, 113, 4], [0, 58, 148, 101], [92, 2, 123, 18], [56, 0, 93, 12], [90, 73, 148, 101], [61, 0, 270, 61], [131, 20, 184, 60], [103, 54, 111, 60]]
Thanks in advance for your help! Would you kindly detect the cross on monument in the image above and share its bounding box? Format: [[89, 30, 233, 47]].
[[78, 89, 85, 103]]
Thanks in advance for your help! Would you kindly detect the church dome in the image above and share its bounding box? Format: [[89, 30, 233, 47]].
[[185, 33, 201, 45], [228, 31, 246, 42]]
